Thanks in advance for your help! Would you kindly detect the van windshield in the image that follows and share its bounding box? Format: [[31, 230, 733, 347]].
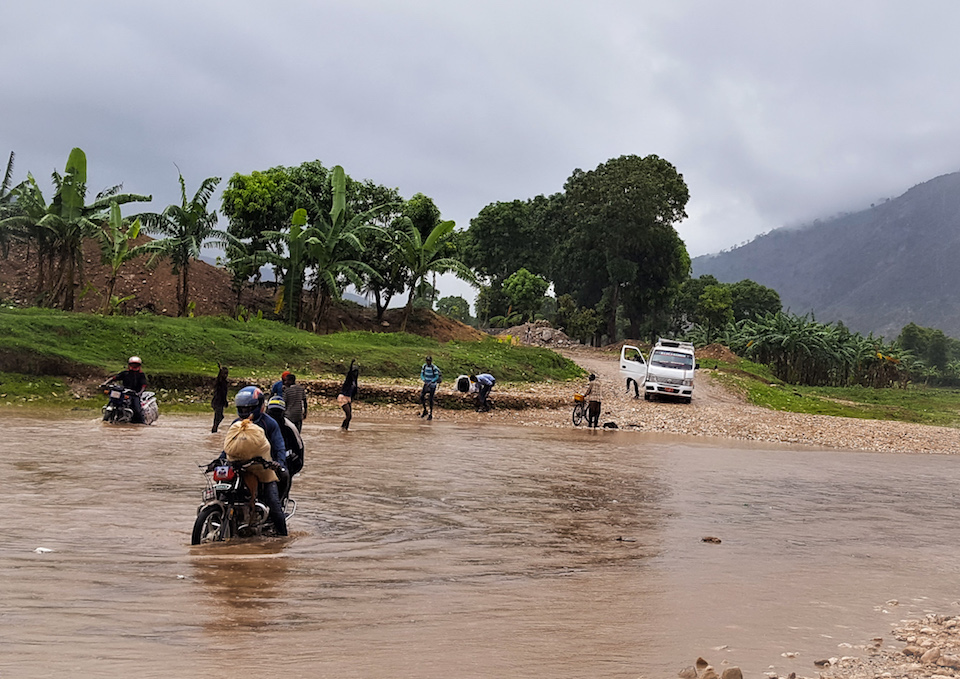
[[650, 350, 694, 370]]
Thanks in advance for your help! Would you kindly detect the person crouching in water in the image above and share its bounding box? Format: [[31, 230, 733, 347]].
[[338, 360, 359, 430], [211, 386, 289, 536], [583, 373, 601, 428], [470, 372, 496, 412]]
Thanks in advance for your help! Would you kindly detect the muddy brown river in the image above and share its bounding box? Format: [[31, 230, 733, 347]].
[[4, 411, 960, 678]]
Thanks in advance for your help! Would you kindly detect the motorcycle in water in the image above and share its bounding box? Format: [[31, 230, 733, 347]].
[[100, 381, 159, 424], [191, 458, 296, 545]]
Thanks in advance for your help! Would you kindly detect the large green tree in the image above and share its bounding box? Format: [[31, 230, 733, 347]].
[[502, 267, 549, 321], [462, 195, 559, 283], [136, 173, 229, 317], [551, 154, 690, 341]]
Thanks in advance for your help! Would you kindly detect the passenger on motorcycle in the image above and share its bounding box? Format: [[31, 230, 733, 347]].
[[108, 356, 148, 423], [211, 386, 289, 536], [266, 396, 304, 479]]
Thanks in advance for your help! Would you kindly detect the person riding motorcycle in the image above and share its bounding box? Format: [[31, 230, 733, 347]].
[[210, 386, 289, 536], [108, 356, 148, 423], [266, 396, 304, 479]]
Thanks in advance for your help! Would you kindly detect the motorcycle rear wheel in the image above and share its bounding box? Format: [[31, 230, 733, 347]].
[[192, 504, 227, 545]]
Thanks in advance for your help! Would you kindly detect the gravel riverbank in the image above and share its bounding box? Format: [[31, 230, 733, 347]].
[[332, 346, 960, 456]]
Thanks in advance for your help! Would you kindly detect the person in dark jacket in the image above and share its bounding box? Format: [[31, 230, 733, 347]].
[[211, 363, 229, 433], [283, 373, 307, 432], [109, 356, 148, 423], [266, 396, 304, 482], [338, 360, 359, 430], [211, 386, 288, 536]]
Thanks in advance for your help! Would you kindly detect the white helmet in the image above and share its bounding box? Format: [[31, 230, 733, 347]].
[[128, 356, 142, 365]]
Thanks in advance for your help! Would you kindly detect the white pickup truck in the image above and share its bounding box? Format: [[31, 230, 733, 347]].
[[619, 339, 697, 403]]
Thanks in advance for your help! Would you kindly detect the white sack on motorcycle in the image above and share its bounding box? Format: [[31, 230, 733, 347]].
[[223, 419, 277, 483]]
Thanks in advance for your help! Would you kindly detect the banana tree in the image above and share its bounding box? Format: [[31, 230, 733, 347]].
[[2, 148, 151, 309], [259, 208, 311, 325], [295, 165, 392, 327], [396, 219, 476, 333], [136, 173, 230, 316], [94, 202, 145, 314]]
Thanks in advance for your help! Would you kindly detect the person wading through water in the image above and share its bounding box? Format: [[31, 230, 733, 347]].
[[211, 363, 229, 433], [338, 360, 359, 431]]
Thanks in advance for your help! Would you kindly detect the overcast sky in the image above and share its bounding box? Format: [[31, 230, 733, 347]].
[[3, 1, 959, 303]]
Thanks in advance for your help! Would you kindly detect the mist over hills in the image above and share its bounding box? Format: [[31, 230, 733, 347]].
[[692, 170, 960, 339]]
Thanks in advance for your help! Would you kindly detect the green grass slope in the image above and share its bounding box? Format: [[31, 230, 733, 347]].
[[0, 308, 584, 386]]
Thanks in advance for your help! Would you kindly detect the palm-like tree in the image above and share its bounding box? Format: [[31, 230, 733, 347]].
[[396, 219, 475, 332], [137, 173, 230, 317], [94, 202, 145, 314], [259, 208, 312, 326], [287, 165, 391, 327], [0, 152, 18, 255], [1, 148, 150, 309]]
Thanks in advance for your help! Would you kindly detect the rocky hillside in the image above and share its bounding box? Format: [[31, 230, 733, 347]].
[[692, 171, 960, 339]]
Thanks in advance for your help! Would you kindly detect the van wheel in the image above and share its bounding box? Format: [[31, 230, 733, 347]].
[[643, 393, 652, 401], [683, 397, 692, 404]]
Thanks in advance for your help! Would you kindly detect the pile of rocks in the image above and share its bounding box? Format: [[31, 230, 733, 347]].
[[499, 320, 580, 347], [817, 613, 960, 679], [679, 658, 744, 679]]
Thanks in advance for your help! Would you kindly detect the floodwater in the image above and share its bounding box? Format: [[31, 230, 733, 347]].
[[4, 411, 960, 679]]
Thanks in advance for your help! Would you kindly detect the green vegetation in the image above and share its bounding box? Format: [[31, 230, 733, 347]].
[[0, 308, 584, 388], [700, 356, 960, 426]]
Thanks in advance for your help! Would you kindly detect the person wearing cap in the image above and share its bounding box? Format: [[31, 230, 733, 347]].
[[583, 373, 602, 428], [419, 355, 442, 420], [282, 373, 307, 432], [270, 371, 290, 399], [266, 396, 304, 482], [108, 356, 148, 424]]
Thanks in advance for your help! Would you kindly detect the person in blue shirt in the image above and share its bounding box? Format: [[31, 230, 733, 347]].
[[270, 371, 290, 399], [419, 355, 442, 420], [470, 373, 496, 412]]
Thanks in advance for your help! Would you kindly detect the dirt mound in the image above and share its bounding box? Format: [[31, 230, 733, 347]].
[[0, 239, 486, 344], [698, 343, 739, 362], [498, 320, 580, 347], [0, 238, 270, 317]]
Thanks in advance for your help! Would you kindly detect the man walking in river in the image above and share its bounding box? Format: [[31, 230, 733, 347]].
[[419, 355, 442, 420]]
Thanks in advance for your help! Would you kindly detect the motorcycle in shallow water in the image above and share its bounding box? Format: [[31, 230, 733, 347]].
[[100, 381, 159, 424], [191, 458, 296, 545]]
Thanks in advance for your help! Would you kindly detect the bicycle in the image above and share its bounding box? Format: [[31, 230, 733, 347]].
[[572, 393, 586, 426]]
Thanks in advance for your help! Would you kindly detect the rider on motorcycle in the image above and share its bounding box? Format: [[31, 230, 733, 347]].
[[266, 396, 304, 479], [211, 386, 289, 536], [108, 356, 147, 423]]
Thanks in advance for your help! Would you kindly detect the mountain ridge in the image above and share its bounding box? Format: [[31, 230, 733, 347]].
[[692, 170, 960, 339]]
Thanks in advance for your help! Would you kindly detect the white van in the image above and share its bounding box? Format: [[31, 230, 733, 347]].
[[645, 339, 696, 403], [619, 344, 648, 398]]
